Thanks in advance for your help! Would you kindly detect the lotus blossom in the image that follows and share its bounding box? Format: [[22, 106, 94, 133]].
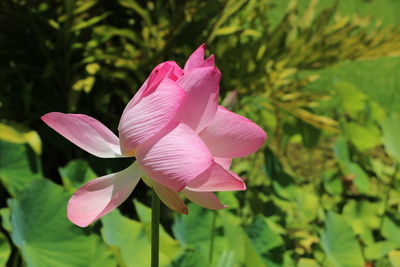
[[41, 44, 266, 227]]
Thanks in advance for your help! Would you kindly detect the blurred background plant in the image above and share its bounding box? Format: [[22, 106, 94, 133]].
[[1, 0, 400, 266]]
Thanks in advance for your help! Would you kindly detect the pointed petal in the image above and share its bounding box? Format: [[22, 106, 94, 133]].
[[118, 78, 186, 155], [186, 161, 245, 192], [183, 44, 206, 72], [67, 163, 142, 227], [41, 112, 122, 158], [199, 106, 267, 158], [182, 189, 225, 210], [214, 157, 232, 169], [200, 54, 215, 68], [123, 61, 183, 111], [152, 181, 188, 214], [137, 123, 213, 192], [177, 66, 221, 132]]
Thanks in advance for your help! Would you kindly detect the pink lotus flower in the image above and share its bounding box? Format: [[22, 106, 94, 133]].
[[42, 44, 266, 227]]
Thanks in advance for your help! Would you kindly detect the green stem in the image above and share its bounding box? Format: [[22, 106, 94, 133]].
[[151, 189, 160, 267], [209, 211, 217, 264]]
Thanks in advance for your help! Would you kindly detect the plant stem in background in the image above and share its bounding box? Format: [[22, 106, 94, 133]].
[[209, 211, 217, 264], [151, 189, 160, 267]]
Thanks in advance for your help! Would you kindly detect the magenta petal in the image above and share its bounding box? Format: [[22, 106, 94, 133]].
[[137, 123, 213, 192], [199, 106, 267, 158], [67, 163, 141, 227], [182, 189, 225, 210], [152, 181, 188, 214], [177, 67, 221, 132], [118, 78, 186, 155], [41, 112, 122, 158], [186, 161, 246, 192], [183, 44, 206, 72], [200, 54, 215, 68]]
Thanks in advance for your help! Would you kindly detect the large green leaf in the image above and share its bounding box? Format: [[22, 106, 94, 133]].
[[101, 208, 179, 267], [305, 57, 400, 114], [322, 170, 343, 196], [101, 209, 150, 267], [345, 122, 381, 151], [59, 159, 97, 193], [245, 215, 284, 253], [0, 140, 42, 196], [0, 232, 10, 267], [364, 241, 397, 260], [9, 179, 116, 267], [382, 113, 400, 162], [221, 211, 266, 267], [172, 204, 229, 266], [382, 216, 400, 247], [342, 200, 380, 235], [320, 212, 364, 267], [168, 247, 208, 267], [335, 81, 367, 118], [0, 208, 11, 232], [389, 250, 400, 266], [172, 204, 214, 247], [297, 258, 320, 267], [348, 163, 370, 194], [333, 136, 351, 171]]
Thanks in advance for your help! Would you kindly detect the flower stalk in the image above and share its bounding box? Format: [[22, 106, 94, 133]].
[[151, 188, 160, 267], [209, 210, 217, 263]]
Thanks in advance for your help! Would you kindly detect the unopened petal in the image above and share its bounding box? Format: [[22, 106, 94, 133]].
[[183, 44, 206, 72], [41, 112, 122, 158], [124, 61, 183, 110], [200, 54, 215, 68], [118, 79, 186, 155], [186, 161, 245, 192], [67, 163, 141, 227], [177, 67, 221, 132], [182, 189, 225, 210], [199, 106, 266, 158], [137, 123, 213, 192]]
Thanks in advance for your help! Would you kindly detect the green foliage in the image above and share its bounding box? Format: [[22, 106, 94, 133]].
[[0, 141, 42, 196], [382, 113, 400, 162], [320, 212, 364, 267], [0, 232, 10, 267], [101, 206, 179, 267], [0, 0, 399, 266], [8, 179, 116, 267], [59, 159, 97, 192]]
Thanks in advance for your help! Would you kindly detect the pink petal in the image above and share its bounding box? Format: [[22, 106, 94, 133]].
[[199, 106, 267, 158], [200, 54, 215, 68], [177, 67, 221, 132], [186, 161, 245, 192], [152, 181, 188, 214], [118, 78, 186, 155], [41, 112, 122, 158], [124, 61, 183, 110], [182, 189, 225, 210], [67, 163, 141, 227], [214, 157, 232, 169], [137, 123, 213, 192], [183, 44, 206, 72]]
